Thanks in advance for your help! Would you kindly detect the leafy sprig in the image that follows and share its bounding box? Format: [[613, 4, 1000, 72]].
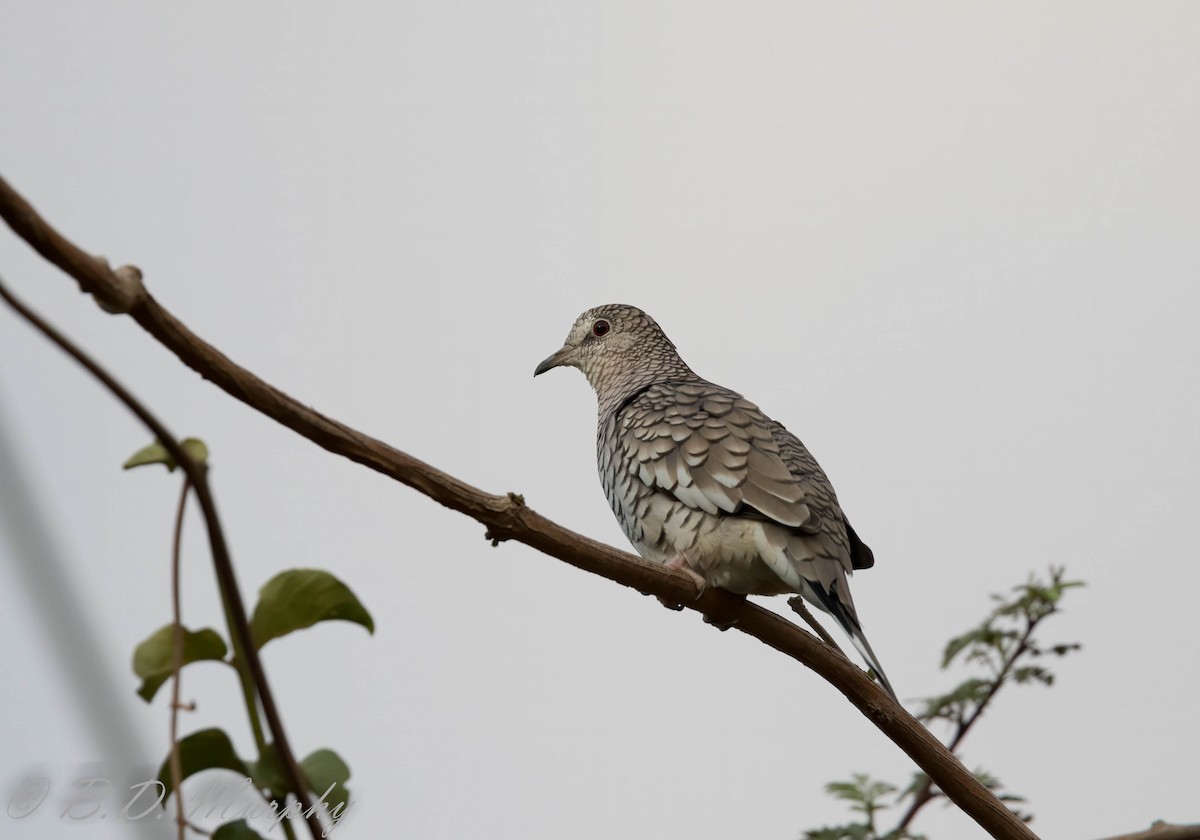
[[802, 567, 1082, 840]]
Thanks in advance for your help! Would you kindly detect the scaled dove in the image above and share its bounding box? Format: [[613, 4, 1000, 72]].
[[535, 304, 895, 698]]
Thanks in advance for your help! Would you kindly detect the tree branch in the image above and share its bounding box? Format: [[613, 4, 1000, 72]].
[[1097, 823, 1200, 840], [1, 172, 1036, 840], [893, 605, 1046, 832], [0, 272, 324, 839]]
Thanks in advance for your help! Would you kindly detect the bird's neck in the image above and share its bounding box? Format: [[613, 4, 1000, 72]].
[[592, 357, 700, 418]]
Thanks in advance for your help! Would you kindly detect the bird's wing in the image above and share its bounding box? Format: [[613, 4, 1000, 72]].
[[616, 381, 835, 538], [767, 417, 873, 571]]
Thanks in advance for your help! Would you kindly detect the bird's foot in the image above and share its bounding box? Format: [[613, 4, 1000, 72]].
[[702, 613, 740, 631], [702, 591, 746, 631]]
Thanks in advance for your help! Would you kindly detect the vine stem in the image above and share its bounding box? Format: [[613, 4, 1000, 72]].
[[170, 479, 190, 840], [0, 276, 325, 839]]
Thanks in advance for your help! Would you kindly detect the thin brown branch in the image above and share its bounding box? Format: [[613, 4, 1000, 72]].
[[170, 479, 191, 840], [893, 611, 1045, 832], [0, 272, 324, 840], [0, 173, 1037, 840], [1097, 822, 1200, 840], [946, 617, 1042, 753], [787, 595, 844, 653]]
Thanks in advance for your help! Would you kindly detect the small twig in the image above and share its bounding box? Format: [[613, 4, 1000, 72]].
[[169, 479, 191, 840], [1097, 822, 1200, 840], [941, 607, 1051, 750], [786, 596, 844, 652], [891, 607, 1047, 834], [0, 276, 324, 840]]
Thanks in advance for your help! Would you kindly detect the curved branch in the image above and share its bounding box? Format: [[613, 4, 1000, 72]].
[[0, 173, 1036, 840], [1098, 823, 1200, 840]]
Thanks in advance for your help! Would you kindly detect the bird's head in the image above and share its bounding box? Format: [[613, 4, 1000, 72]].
[[534, 304, 693, 398]]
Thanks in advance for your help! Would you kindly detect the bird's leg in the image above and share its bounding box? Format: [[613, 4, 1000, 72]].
[[658, 553, 707, 610], [658, 555, 742, 629], [663, 553, 707, 594]]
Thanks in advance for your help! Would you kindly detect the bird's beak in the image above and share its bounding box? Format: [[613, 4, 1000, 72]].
[[534, 345, 573, 377]]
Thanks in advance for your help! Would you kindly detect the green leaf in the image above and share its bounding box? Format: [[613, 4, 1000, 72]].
[[823, 773, 896, 826], [301, 748, 352, 819], [157, 728, 249, 803], [825, 782, 860, 800], [974, 768, 1001, 789], [918, 677, 992, 721], [250, 569, 374, 650], [804, 825, 871, 840], [122, 437, 209, 472], [212, 820, 268, 840], [249, 746, 288, 799], [972, 767, 1027, 806], [249, 746, 352, 822], [124, 440, 176, 471], [1048, 642, 1082, 657], [941, 627, 985, 668], [132, 624, 228, 702], [1011, 665, 1054, 686]]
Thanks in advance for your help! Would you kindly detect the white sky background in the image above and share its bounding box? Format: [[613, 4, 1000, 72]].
[[1, 3, 1198, 839]]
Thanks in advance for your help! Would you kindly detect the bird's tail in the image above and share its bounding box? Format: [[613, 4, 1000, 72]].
[[800, 581, 898, 702]]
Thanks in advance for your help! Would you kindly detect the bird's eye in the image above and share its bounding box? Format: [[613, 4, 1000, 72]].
[[592, 319, 611, 337]]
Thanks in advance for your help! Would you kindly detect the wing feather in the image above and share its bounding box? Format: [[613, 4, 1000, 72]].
[[616, 382, 827, 535]]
